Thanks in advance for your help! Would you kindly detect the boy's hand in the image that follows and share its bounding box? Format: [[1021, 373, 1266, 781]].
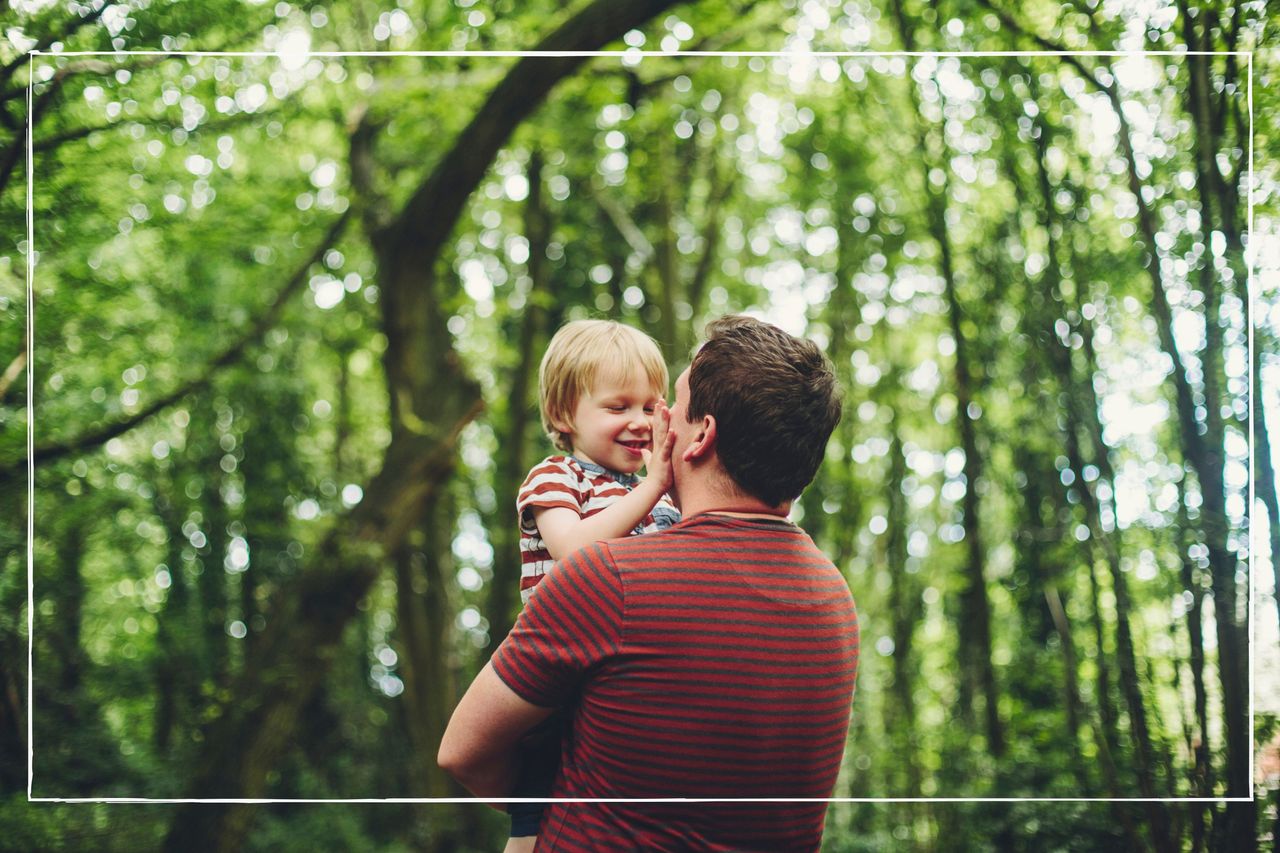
[[641, 400, 675, 492]]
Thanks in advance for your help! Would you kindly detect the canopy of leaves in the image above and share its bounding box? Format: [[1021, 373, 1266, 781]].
[[0, 0, 1276, 850]]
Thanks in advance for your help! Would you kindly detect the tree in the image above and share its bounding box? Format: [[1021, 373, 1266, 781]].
[[3, 2, 1273, 850], [162, 1, 695, 849]]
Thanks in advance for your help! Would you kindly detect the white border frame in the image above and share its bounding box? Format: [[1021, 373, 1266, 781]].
[[24, 47, 1257, 806]]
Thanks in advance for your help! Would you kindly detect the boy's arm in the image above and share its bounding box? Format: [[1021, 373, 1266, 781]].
[[534, 480, 666, 560], [534, 403, 675, 561]]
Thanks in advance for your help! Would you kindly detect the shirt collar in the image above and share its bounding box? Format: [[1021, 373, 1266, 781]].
[[570, 456, 640, 487]]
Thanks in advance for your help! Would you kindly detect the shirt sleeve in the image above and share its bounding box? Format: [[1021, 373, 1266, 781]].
[[516, 457, 586, 534], [647, 493, 681, 532], [490, 543, 624, 708]]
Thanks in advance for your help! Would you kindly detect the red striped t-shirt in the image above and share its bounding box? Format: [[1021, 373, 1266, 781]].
[[491, 513, 859, 852]]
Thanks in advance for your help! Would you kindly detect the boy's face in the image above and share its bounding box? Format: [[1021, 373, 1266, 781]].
[[554, 369, 662, 475]]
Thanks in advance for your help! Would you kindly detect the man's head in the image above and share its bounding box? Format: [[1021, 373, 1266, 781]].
[[539, 319, 669, 472], [670, 315, 841, 508]]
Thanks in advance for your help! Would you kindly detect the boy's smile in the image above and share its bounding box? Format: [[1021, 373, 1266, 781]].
[[555, 370, 662, 475], [617, 439, 648, 457]]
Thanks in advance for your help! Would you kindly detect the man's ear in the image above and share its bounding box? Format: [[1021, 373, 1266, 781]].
[[682, 415, 716, 462]]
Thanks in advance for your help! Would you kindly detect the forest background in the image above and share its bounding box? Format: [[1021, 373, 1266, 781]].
[[0, 0, 1277, 851]]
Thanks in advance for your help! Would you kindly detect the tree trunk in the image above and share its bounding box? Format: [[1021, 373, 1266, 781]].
[[396, 494, 460, 799], [1178, 474, 1212, 848], [826, 171, 868, 572], [888, 0, 1002, 757], [1253, 341, 1280, 853], [192, 395, 230, 692], [1248, 329, 1280, 617], [1090, 63, 1248, 847], [0, 575, 23, 793], [1083, 546, 1145, 850], [650, 132, 680, 359], [49, 514, 88, 697], [238, 373, 307, 659], [1003, 79, 1152, 845], [163, 3, 690, 848], [682, 157, 734, 359], [153, 481, 193, 757], [396, 494, 470, 851], [1043, 585, 1089, 788], [1059, 322, 1162, 851], [1024, 70, 1176, 845], [485, 148, 551, 656], [885, 409, 925, 840], [1252, 356, 1279, 853], [969, 6, 1253, 838], [1000, 109, 1089, 787], [1171, 13, 1254, 846], [161, 420, 475, 852], [1072, 297, 1173, 850]]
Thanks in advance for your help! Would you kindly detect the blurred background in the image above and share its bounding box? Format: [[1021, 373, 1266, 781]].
[[0, 0, 1277, 850]]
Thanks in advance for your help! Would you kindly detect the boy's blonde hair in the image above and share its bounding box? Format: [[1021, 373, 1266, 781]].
[[539, 319, 669, 452]]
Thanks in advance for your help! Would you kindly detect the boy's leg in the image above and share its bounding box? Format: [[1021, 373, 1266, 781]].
[[507, 801, 543, 840], [506, 712, 563, 846], [503, 836, 537, 853]]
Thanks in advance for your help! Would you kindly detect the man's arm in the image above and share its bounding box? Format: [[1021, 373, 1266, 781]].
[[437, 662, 554, 802]]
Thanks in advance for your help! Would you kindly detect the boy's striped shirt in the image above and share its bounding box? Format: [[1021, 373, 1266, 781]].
[[516, 455, 679, 603], [491, 514, 859, 852]]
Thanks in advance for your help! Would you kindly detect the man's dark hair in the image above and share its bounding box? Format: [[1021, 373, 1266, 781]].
[[687, 315, 843, 507]]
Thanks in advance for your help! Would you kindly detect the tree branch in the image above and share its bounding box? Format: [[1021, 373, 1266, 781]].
[[29, 98, 285, 160], [0, 337, 25, 403], [591, 182, 655, 262], [383, 0, 690, 278], [1, 22, 271, 193], [687, 157, 735, 322], [0, 3, 109, 91], [3, 210, 352, 475], [1, 53, 175, 105], [1, 8, 270, 104], [0, 59, 116, 197], [346, 103, 395, 237]]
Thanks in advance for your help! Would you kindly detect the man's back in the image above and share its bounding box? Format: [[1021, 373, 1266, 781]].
[[492, 514, 859, 851]]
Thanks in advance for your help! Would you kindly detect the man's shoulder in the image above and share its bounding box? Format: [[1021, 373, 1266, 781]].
[[605, 515, 845, 585], [537, 541, 626, 604]]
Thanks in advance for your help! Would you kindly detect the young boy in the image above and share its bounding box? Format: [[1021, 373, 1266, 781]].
[[506, 319, 679, 850]]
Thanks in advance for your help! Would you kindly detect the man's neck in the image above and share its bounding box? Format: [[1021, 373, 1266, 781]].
[[678, 491, 791, 521], [674, 456, 790, 520]]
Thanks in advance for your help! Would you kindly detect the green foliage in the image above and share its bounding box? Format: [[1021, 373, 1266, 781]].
[[0, 795, 167, 852], [1, 0, 1275, 850]]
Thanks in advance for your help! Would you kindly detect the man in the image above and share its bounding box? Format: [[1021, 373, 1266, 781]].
[[439, 315, 858, 851]]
